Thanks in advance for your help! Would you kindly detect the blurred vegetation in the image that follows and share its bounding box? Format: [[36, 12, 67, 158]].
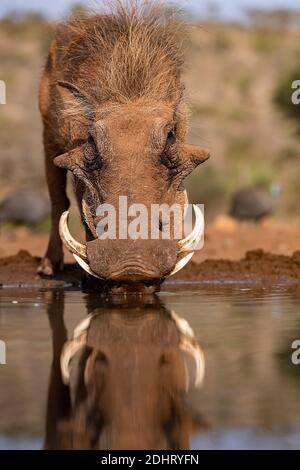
[[0, 217, 51, 234], [0, 6, 300, 223], [245, 7, 300, 30], [252, 30, 281, 54]]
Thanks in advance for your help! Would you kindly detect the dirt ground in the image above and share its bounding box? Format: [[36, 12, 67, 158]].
[[0, 216, 300, 288]]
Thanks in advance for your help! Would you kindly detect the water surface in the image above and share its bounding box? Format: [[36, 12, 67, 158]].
[[0, 284, 300, 449]]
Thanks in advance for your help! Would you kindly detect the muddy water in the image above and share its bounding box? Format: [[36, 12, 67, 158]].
[[0, 284, 300, 449]]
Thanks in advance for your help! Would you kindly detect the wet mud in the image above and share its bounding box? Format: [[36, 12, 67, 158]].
[[1, 248, 300, 289]]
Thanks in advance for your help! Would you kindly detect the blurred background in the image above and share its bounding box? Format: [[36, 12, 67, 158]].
[[1, 0, 300, 261]]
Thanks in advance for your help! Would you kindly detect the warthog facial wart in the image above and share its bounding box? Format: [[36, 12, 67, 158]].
[[95, 196, 204, 246], [0, 80, 6, 105], [0, 340, 6, 365], [291, 340, 300, 365]]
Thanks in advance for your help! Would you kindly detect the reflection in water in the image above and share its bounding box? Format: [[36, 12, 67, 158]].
[[44, 293, 206, 450], [1, 286, 300, 448]]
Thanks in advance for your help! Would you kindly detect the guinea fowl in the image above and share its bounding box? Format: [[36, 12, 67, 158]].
[[0, 189, 50, 225], [229, 185, 281, 221]]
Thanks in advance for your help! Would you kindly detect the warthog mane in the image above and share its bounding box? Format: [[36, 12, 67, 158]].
[[54, 0, 187, 116]]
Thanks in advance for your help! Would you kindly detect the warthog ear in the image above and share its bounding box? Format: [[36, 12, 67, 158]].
[[181, 144, 210, 169], [54, 147, 95, 191], [57, 81, 95, 121], [54, 147, 83, 170]]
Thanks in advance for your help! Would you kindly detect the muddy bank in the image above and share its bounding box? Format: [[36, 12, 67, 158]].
[[0, 250, 81, 289], [0, 249, 300, 289], [173, 249, 300, 285]]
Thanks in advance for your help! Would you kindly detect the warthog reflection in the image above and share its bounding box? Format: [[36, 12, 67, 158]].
[[44, 293, 206, 450]]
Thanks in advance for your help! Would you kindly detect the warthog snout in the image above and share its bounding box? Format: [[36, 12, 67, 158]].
[[86, 239, 178, 282], [59, 204, 204, 287]]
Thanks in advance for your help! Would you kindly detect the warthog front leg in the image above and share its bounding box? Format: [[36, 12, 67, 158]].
[[38, 153, 70, 277]]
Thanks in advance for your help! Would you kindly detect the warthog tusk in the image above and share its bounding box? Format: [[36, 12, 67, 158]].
[[180, 337, 205, 388], [61, 315, 93, 384], [73, 254, 103, 280], [59, 211, 103, 279], [178, 204, 204, 253], [170, 310, 205, 388], [169, 252, 195, 276], [170, 312, 196, 338], [61, 332, 88, 385], [59, 211, 87, 260], [169, 205, 204, 276]]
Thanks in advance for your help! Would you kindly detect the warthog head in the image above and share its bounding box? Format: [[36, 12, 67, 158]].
[[58, 300, 205, 449], [52, 3, 210, 290]]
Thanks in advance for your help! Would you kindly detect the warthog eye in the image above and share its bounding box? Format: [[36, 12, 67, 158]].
[[166, 129, 176, 147], [161, 129, 179, 170], [85, 134, 102, 171], [87, 134, 96, 149]]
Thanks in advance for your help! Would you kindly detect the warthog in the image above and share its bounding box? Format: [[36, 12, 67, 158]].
[[44, 294, 206, 450], [38, 1, 210, 291]]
